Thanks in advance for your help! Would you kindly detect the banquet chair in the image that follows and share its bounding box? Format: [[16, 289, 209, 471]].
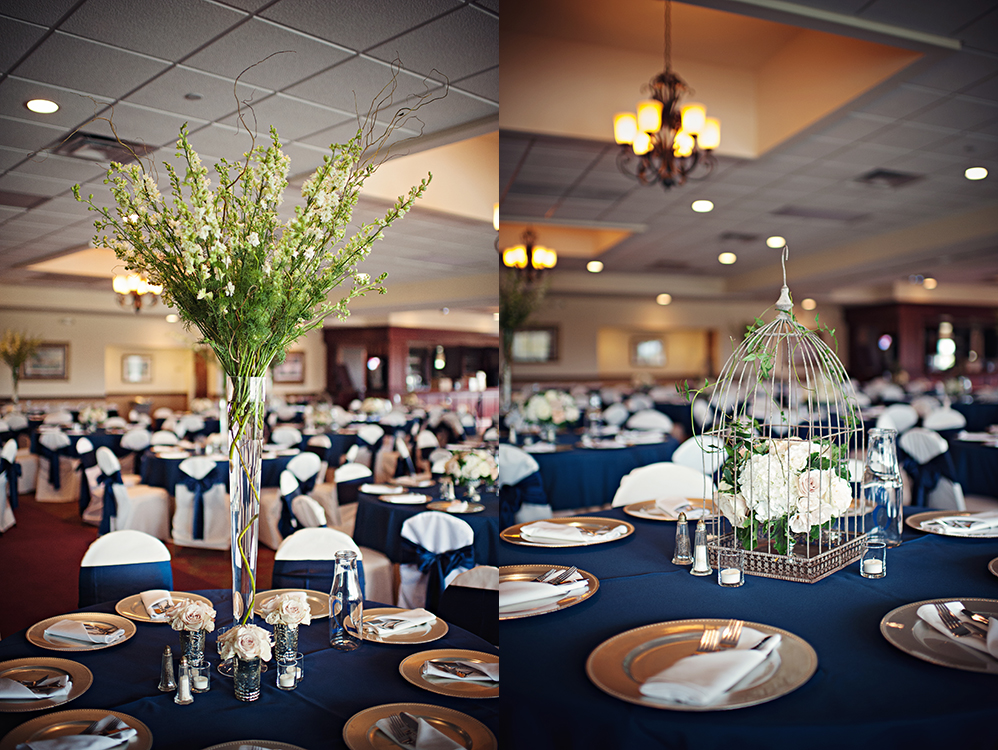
[[0, 439, 19, 533], [95, 447, 171, 540], [260, 455, 335, 549], [43, 410, 73, 425], [910, 395, 942, 420], [625, 409, 674, 432], [271, 527, 393, 603], [78, 529, 173, 607], [0, 418, 37, 493], [879, 383, 907, 402], [153, 407, 174, 420], [117, 428, 152, 480], [373, 434, 401, 484], [878, 404, 919, 433], [74, 437, 102, 516], [303, 435, 332, 477], [398, 511, 474, 611], [922, 407, 967, 432], [103, 416, 128, 430], [35, 430, 78, 503], [611, 462, 715, 507], [172, 456, 229, 549], [626, 394, 655, 412], [672, 434, 726, 476], [415, 430, 440, 470], [380, 410, 407, 428], [353, 424, 385, 468], [333, 462, 373, 510], [175, 414, 205, 439], [150, 430, 179, 446], [692, 399, 713, 430], [898, 428, 966, 511], [498, 444, 551, 526], [601, 403, 630, 427], [434, 565, 498, 645], [271, 426, 303, 448]]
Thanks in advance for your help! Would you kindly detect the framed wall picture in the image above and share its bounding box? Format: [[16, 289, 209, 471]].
[[631, 336, 666, 367], [512, 327, 559, 363], [121, 353, 153, 383], [272, 351, 305, 384], [20, 342, 68, 380]]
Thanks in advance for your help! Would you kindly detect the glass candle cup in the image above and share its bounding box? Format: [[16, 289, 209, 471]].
[[861, 538, 887, 578], [276, 653, 303, 691], [717, 547, 745, 587]]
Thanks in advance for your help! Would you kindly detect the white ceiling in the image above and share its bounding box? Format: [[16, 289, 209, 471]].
[[0, 0, 499, 307], [499, 0, 998, 302]]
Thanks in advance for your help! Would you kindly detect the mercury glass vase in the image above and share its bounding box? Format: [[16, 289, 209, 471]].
[[233, 656, 261, 702], [178, 629, 205, 664], [273, 623, 299, 662]]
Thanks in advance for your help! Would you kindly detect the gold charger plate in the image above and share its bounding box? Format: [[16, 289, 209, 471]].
[[905, 510, 998, 538], [622, 499, 712, 522], [499, 564, 599, 620], [342, 702, 496, 750], [0, 657, 93, 713], [26, 612, 136, 652], [990, 558, 998, 578], [398, 649, 499, 699], [393, 476, 435, 489], [362, 608, 448, 644], [254, 589, 330, 620], [426, 501, 485, 514], [880, 597, 998, 674], [203, 742, 308, 750], [586, 618, 817, 711], [0, 708, 152, 750], [500, 517, 634, 548], [115, 591, 213, 623]]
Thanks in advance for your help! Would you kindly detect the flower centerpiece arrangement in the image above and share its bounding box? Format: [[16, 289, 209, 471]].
[[522, 390, 581, 441], [260, 591, 312, 661], [360, 397, 391, 416], [165, 598, 216, 664], [74, 103, 430, 675], [443, 448, 498, 501], [216, 624, 273, 701], [78, 405, 108, 429], [0, 330, 41, 406]]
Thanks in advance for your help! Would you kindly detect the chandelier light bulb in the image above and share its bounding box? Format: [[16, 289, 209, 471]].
[[680, 104, 706, 135], [587, 260, 604, 273], [502, 245, 528, 269], [718, 252, 737, 265], [691, 200, 714, 213], [923, 277, 937, 289], [632, 131, 653, 156], [699, 117, 720, 150], [656, 293, 672, 305], [673, 131, 694, 157], [614, 113, 637, 145], [493, 203, 499, 231], [531, 246, 557, 270], [766, 236, 786, 249], [964, 167, 987, 180], [637, 100, 663, 133]]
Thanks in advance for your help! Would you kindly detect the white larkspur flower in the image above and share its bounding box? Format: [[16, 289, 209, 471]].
[[248, 231, 259, 247], [225, 281, 235, 297], [197, 288, 208, 300]]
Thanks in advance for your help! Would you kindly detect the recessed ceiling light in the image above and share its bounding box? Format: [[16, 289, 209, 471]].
[[766, 236, 786, 248], [691, 200, 714, 213], [965, 167, 988, 180], [166, 314, 180, 323], [923, 277, 937, 289], [718, 252, 737, 265], [656, 293, 672, 305], [587, 260, 604, 273], [26, 98, 59, 114], [184, 92, 204, 101], [801, 298, 817, 311]]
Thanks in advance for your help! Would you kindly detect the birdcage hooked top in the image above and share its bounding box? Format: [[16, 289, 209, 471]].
[[775, 246, 793, 313]]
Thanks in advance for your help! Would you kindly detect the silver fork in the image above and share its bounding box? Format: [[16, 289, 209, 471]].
[[696, 627, 719, 653], [934, 602, 985, 639], [532, 566, 577, 584], [719, 619, 743, 649], [385, 713, 417, 747]]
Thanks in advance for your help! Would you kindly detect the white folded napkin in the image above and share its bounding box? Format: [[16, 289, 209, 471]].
[[522, 442, 556, 453], [385, 493, 429, 504], [43, 619, 125, 644], [139, 589, 173, 620], [639, 629, 781, 706], [499, 574, 589, 607], [374, 714, 462, 750], [920, 511, 998, 537], [422, 660, 499, 682], [916, 601, 998, 658], [367, 608, 437, 636], [360, 484, 403, 494], [654, 497, 707, 519], [440, 501, 471, 513], [15, 715, 137, 750], [519, 521, 628, 544], [0, 675, 71, 700]]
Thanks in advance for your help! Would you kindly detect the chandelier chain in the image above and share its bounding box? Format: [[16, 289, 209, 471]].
[[663, 0, 671, 73]]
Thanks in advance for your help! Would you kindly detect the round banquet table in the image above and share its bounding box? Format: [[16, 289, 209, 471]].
[[527, 436, 680, 511], [953, 401, 998, 433], [0, 590, 498, 749], [352, 484, 500, 566], [140, 452, 294, 491], [498, 508, 998, 749], [30, 430, 124, 458], [947, 438, 998, 498]]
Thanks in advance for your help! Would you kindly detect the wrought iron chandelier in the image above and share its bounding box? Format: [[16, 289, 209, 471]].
[[500, 230, 557, 282], [112, 273, 162, 313], [612, 0, 720, 189]]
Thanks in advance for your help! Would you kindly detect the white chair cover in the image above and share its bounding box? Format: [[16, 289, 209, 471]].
[[601, 403, 630, 427], [39, 431, 71, 452], [649, 386, 676, 403], [95, 447, 171, 540], [497, 444, 540, 487], [692, 400, 713, 429], [344, 444, 360, 463], [450, 565, 499, 590], [922, 408, 967, 431], [103, 416, 127, 429], [672, 435, 726, 475], [879, 384, 907, 402], [172, 457, 228, 549], [176, 414, 205, 438], [611, 462, 715, 507], [416, 431, 440, 450], [81, 529, 171, 567], [910, 395, 942, 419], [398, 511, 475, 608], [356, 424, 385, 446], [271, 426, 303, 448], [334, 463, 373, 482], [875, 412, 898, 432], [291, 495, 326, 527], [120, 429, 152, 452], [286, 452, 323, 486], [626, 409, 674, 432], [882, 404, 919, 433], [626, 394, 654, 412], [600, 387, 623, 404], [153, 408, 174, 419], [0, 439, 17, 532], [274, 528, 393, 602], [150, 431, 179, 446], [5, 414, 28, 431], [36, 430, 77, 503], [380, 410, 407, 427], [43, 411, 73, 425]]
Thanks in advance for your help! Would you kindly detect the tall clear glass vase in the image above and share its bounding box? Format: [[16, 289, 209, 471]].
[[863, 427, 903, 547]]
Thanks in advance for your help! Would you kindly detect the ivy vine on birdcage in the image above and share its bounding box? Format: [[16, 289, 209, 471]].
[[681, 248, 868, 583]]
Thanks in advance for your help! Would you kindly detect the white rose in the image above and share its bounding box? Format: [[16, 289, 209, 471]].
[[829, 474, 853, 515], [532, 398, 552, 421], [167, 599, 216, 632], [789, 502, 834, 534], [217, 624, 272, 662], [715, 491, 748, 526], [796, 469, 825, 502]]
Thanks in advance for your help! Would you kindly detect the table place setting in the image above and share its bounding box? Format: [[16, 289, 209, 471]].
[[362, 608, 448, 644], [880, 598, 998, 674], [393, 477, 435, 489], [0, 658, 92, 713], [26, 614, 135, 652], [622, 497, 711, 522], [379, 493, 432, 505], [501, 517, 634, 547], [0, 709, 151, 750], [114, 591, 213, 623], [360, 484, 404, 495], [425, 500, 484, 514], [907, 510, 998, 537], [498, 564, 599, 619], [201, 742, 309, 750], [399, 649, 499, 699], [253, 589, 330, 619], [342, 702, 495, 750], [576, 436, 627, 450]]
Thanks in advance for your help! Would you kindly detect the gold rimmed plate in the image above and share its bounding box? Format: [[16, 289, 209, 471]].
[[622, 499, 712, 522], [0, 658, 92, 713], [202, 742, 308, 750], [0, 709, 152, 750], [342, 702, 496, 750], [499, 564, 599, 620], [361, 483, 404, 494], [393, 476, 435, 489], [254, 589, 330, 620], [990, 558, 998, 578], [362, 608, 448, 644], [880, 597, 998, 674], [115, 591, 213, 623], [500, 517, 634, 548], [399, 649, 499, 699], [586, 618, 817, 711], [26, 613, 136, 652], [906, 510, 998, 538], [426, 501, 485, 514]]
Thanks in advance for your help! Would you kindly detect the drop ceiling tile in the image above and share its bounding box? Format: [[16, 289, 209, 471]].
[[862, 122, 953, 150], [0, 116, 66, 152], [184, 19, 352, 91], [1, 16, 47, 73], [859, 0, 991, 36], [828, 142, 911, 166], [909, 95, 998, 129], [214, 0, 271, 10], [216, 93, 352, 141], [0, 205, 27, 221], [860, 85, 947, 119], [61, 0, 246, 61], [177, 122, 258, 164], [280, 141, 331, 179], [10, 151, 108, 182], [959, 7, 998, 55], [817, 114, 894, 141], [285, 56, 435, 117], [84, 101, 207, 149], [881, 149, 965, 174], [14, 32, 170, 100], [0, 171, 76, 199], [962, 73, 998, 103], [0, 0, 79, 25], [0, 146, 30, 171], [0, 215, 67, 241], [776, 136, 849, 160], [452, 66, 498, 102], [367, 5, 497, 82], [795, 159, 867, 180], [126, 66, 264, 122], [905, 50, 998, 92], [390, 88, 497, 135], [0, 77, 114, 130], [924, 132, 998, 159], [296, 113, 415, 152]]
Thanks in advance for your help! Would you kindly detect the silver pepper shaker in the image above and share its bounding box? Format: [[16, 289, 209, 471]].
[[174, 656, 193, 705], [690, 517, 713, 576], [672, 511, 693, 565], [158, 646, 176, 692]]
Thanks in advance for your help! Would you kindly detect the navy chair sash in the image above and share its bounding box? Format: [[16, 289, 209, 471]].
[[278, 487, 303, 539], [900, 452, 957, 508], [271, 557, 366, 594], [303, 444, 328, 462], [1, 457, 20, 510], [76, 452, 98, 514], [98, 470, 124, 535], [403, 541, 474, 611], [182, 474, 215, 540], [298, 473, 318, 495], [78, 560, 173, 608], [38, 444, 63, 490], [500, 471, 547, 529]]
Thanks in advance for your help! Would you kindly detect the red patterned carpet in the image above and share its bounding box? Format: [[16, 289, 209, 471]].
[[0, 493, 274, 637]]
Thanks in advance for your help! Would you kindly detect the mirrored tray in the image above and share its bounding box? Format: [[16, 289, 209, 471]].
[[0, 708, 152, 750], [499, 564, 599, 620], [115, 591, 213, 623], [399, 649, 499, 699], [0, 657, 92, 713], [342, 702, 495, 750], [880, 597, 998, 674], [500, 517, 634, 548], [362, 608, 448, 644], [586, 618, 817, 711], [26, 612, 136, 652], [254, 589, 330, 620]]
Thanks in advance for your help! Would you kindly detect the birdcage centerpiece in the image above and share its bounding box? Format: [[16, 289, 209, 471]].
[[691, 250, 867, 583]]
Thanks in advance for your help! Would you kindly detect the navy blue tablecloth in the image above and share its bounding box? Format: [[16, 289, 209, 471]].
[[499, 508, 998, 749], [0, 590, 498, 749], [30, 430, 124, 458], [953, 401, 998, 432], [948, 439, 998, 498], [530, 438, 679, 510], [141, 452, 293, 491], [653, 402, 695, 438], [353, 484, 499, 566]]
